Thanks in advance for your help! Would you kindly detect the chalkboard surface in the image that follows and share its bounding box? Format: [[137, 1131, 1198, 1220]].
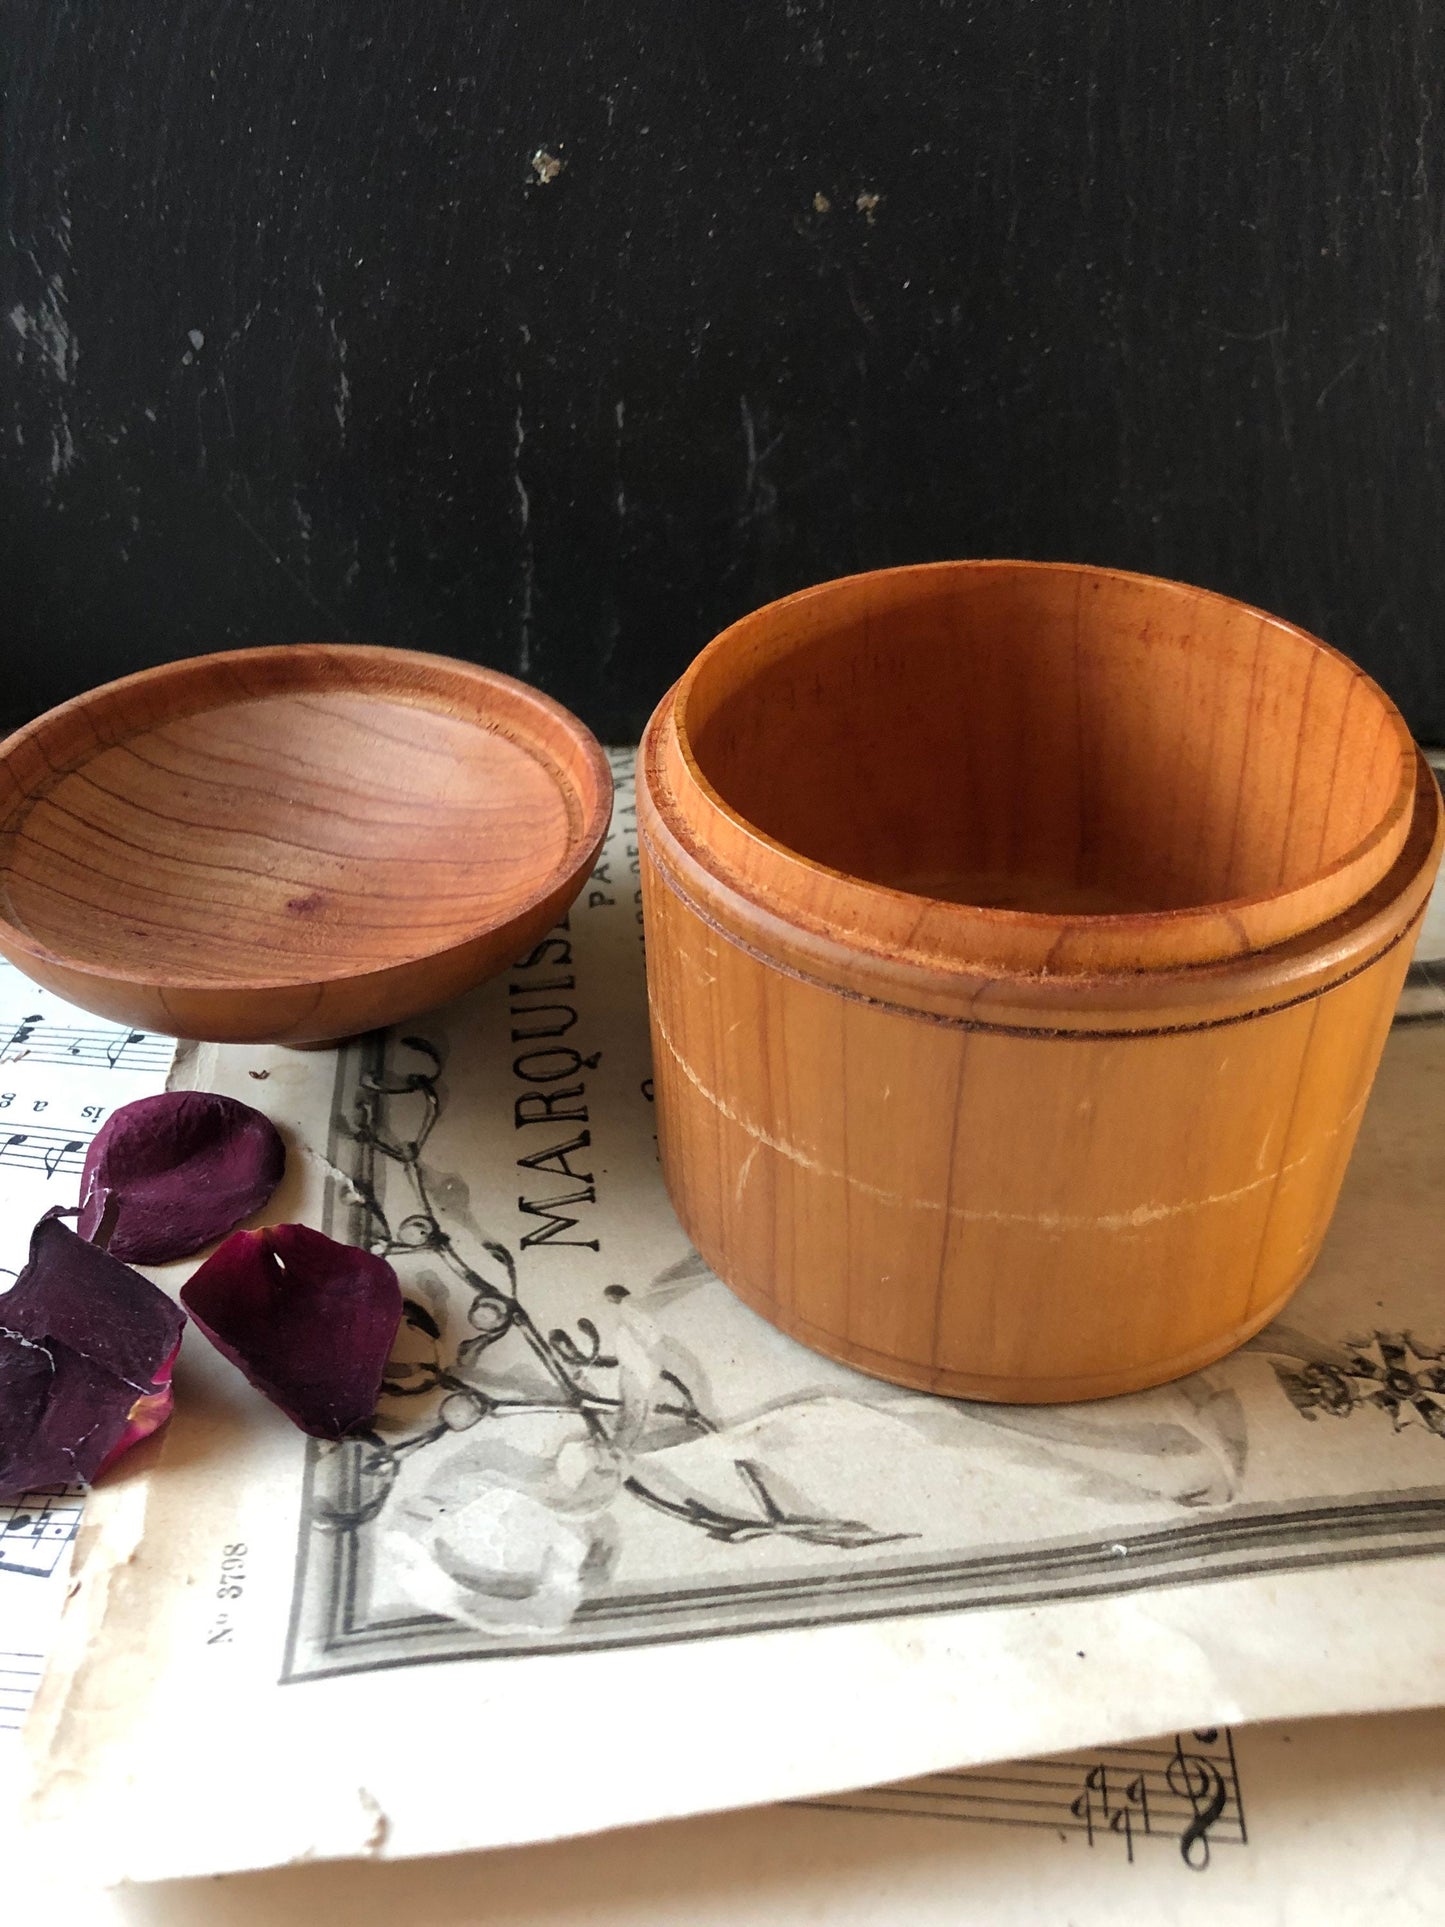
[[3, 2, 1442, 742]]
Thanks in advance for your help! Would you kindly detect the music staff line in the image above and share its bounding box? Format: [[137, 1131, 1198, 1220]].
[[0, 1653, 45, 1731], [0, 1014, 171, 1074], [802, 1730, 1244, 1870], [0, 1121, 96, 1180]]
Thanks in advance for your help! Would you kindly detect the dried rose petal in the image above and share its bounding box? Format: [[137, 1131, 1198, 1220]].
[[0, 1336, 60, 1492], [92, 1335, 181, 1480], [0, 1216, 186, 1500], [180, 1224, 402, 1439], [77, 1092, 286, 1264], [3, 1213, 187, 1382]]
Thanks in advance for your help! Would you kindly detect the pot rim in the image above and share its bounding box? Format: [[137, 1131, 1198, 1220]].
[[657, 560, 1422, 980]]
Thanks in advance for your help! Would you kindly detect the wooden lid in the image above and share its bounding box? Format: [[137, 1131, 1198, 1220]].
[[0, 645, 611, 1043]]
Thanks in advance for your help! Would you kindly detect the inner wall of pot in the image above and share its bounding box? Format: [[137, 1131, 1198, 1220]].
[[685, 567, 1405, 918]]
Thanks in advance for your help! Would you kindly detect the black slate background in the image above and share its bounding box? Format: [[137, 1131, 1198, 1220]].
[[3, 1, 1443, 741]]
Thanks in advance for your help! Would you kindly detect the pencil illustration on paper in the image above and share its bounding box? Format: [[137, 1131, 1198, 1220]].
[[284, 762, 1445, 1681]]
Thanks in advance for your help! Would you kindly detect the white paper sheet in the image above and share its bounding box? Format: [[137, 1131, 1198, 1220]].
[[0, 964, 177, 1765], [7, 1707, 1445, 1924], [13, 750, 1445, 1883]]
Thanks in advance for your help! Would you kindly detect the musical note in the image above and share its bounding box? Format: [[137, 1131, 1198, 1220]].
[[1069, 1760, 1110, 1849], [0, 1015, 41, 1062], [1104, 1767, 1154, 1863], [41, 1136, 85, 1179], [1167, 1729, 1230, 1869], [1125, 1770, 1151, 1835], [106, 1029, 149, 1070], [0, 1125, 89, 1180], [1069, 1785, 1095, 1846]]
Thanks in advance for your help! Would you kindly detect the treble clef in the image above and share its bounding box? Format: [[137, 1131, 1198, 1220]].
[[1167, 1729, 1228, 1869]]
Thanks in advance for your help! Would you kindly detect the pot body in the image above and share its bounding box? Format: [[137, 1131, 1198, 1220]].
[[638, 562, 1443, 1403]]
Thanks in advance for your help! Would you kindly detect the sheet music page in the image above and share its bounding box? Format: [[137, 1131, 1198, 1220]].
[[15, 750, 1445, 1884], [11, 1707, 1445, 1922], [0, 965, 177, 1808]]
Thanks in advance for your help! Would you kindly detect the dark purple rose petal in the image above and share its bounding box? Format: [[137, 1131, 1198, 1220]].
[[77, 1092, 286, 1264], [2, 1215, 187, 1384], [180, 1224, 402, 1440], [0, 1217, 186, 1500], [90, 1334, 181, 1481], [0, 1336, 58, 1490]]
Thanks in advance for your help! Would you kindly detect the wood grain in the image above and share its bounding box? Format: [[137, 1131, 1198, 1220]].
[[639, 562, 1443, 1403], [0, 645, 611, 1045]]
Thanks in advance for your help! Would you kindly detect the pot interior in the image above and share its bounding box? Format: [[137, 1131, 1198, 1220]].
[[685, 566, 1408, 919]]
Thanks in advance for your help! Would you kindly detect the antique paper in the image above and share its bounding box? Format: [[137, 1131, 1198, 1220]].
[[0, 963, 176, 1782], [15, 749, 1445, 1881], [6, 1706, 1445, 1923]]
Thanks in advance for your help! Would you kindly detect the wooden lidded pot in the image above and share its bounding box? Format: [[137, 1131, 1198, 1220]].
[[637, 562, 1443, 1403]]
